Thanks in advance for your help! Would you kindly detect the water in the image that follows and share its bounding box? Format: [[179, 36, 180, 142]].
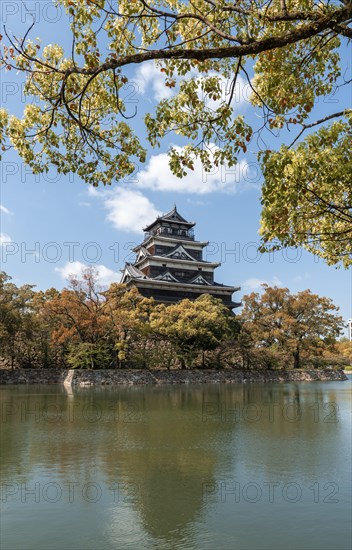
[[1, 377, 351, 550]]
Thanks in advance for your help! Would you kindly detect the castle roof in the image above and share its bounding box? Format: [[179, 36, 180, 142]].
[[143, 205, 195, 232], [120, 264, 147, 283]]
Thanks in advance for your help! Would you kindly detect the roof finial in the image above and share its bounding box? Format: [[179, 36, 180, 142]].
[[173, 202, 177, 210]]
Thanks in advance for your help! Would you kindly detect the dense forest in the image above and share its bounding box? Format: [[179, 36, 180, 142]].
[[0, 268, 350, 370]]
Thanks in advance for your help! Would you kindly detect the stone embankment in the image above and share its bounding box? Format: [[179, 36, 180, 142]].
[[0, 368, 348, 386], [0, 369, 67, 384]]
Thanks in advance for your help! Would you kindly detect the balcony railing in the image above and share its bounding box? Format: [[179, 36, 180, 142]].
[[145, 227, 195, 240]]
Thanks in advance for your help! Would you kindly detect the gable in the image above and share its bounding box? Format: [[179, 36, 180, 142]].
[[120, 264, 147, 283], [136, 247, 149, 261], [155, 271, 179, 282], [189, 274, 211, 285], [165, 244, 196, 261], [161, 206, 189, 224]]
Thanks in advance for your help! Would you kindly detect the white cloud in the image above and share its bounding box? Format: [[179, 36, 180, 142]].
[[134, 62, 174, 101], [55, 261, 120, 287], [242, 276, 283, 292], [133, 63, 252, 109], [135, 145, 257, 194], [0, 204, 13, 215], [87, 186, 100, 197], [0, 233, 13, 246], [103, 188, 161, 234], [186, 198, 209, 206], [85, 186, 160, 234], [292, 272, 311, 283]]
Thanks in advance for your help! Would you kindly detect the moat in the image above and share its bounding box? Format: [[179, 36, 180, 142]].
[[1, 377, 351, 550]]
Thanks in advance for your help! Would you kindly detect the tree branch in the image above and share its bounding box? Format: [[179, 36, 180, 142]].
[[288, 109, 351, 148], [12, 6, 351, 79]]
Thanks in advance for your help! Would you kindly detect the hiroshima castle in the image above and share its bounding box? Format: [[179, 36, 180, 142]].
[[121, 206, 241, 309]]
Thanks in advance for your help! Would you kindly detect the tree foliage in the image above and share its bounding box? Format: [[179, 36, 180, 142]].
[[43, 268, 110, 346], [260, 119, 352, 267], [335, 338, 352, 364], [239, 284, 344, 368], [150, 294, 238, 367], [0, 272, 62, 368], [0, 0, 351, 264], [103, 284, 156, 367], [0, 270, 346, 369], [0, 268, 239, 369]]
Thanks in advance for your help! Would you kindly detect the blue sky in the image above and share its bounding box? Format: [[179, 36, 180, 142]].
[[0, 1, 351, 332]]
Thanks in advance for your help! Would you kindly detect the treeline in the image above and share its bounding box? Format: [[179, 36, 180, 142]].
[[0, 269, 349, 370]]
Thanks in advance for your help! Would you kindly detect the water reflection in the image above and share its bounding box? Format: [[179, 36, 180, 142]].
[[0, 380, 351, 550]]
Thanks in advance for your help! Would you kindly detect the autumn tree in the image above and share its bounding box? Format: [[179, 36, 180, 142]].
[[43, 267, 115, 368], [335, 338, 352, 365], [1, 0, 351, 265], [103, 283, 156, 367], [240, 285, 344, 369], [151, 294, 238, 368], [0, 272, 62, 368], [29, 287, 66, 368], [0, 272, 36, 368]]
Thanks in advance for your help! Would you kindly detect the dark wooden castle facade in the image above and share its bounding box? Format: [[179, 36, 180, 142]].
[[121, 206, 240, 309]]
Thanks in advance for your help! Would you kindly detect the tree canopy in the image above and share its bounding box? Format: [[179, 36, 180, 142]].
[[239, 284, 344, 368], [0, 270, 346, 369], [150, 294, 238, 367], [0, 0, 351, 264]]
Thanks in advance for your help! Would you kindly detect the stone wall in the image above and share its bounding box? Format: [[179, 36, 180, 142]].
[[0, 369, 67, 384], [0, 368, 347, 386]]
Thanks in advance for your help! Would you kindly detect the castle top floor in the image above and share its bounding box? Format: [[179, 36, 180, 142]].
[[143, 205, 196, 241]]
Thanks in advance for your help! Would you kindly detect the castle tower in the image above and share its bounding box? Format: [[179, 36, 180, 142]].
[[120, 206, 240, 308]]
